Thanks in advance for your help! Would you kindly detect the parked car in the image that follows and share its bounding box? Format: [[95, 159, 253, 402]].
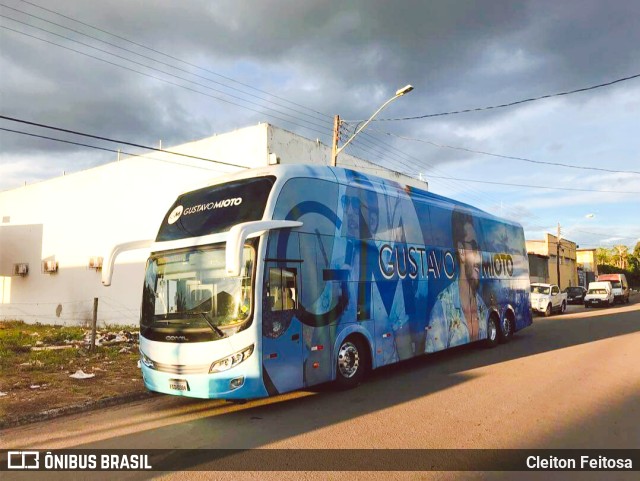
[[597, 274, 630, 304], [564, 286, 588, 305], [584, 281, 614, 308], [530, 283, 567, 316]]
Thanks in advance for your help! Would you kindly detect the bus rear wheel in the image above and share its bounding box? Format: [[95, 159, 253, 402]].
[[499, 313, 514, 343], [335, 337, 368, 389], [485, 316, 499, 348]]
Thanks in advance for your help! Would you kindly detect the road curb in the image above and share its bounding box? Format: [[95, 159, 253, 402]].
[[0, 390, 156, 430]]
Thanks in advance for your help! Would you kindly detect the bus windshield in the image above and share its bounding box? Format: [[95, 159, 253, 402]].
[[141, 244, 254, 337]]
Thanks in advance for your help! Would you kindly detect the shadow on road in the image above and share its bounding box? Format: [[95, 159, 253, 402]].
[[20, 302, 640, 474]]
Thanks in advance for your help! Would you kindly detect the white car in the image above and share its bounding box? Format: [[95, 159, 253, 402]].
[[530, 283, 567, 316], [584, 281, 614, 308]]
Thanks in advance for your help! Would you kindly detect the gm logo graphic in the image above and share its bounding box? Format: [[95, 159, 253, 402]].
[[7, 451, 39, 469], [167, 205, 183, 225]]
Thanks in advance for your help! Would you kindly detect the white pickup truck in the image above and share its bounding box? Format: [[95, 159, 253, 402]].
[[530, 283, 567, 316]]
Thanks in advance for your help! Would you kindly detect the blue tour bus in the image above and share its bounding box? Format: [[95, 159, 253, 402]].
[[103, 164, 532, 399]]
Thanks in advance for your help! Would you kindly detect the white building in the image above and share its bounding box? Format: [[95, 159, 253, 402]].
[[0, 123, 426, 326]]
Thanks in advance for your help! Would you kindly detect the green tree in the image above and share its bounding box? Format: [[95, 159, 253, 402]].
[[595, 247, 612, 266], [629, 241, 640, 273], [611, 245, 630, 269]]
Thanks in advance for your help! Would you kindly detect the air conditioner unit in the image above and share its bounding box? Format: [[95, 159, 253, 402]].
[[13, 263, 29, 276], [88, 256, 103, 270], [43, 260, 58, 273]]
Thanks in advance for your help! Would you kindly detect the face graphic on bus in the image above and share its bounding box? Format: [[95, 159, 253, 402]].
[[454, 213, 481, 292], [342, 189, 379, 239], [342, 193, 361, 237]]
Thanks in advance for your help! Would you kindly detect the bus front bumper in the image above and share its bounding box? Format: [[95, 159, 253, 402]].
[[140, 364, 268, 400]]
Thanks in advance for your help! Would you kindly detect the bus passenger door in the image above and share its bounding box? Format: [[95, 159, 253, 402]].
[[262, 263, 303, 395]]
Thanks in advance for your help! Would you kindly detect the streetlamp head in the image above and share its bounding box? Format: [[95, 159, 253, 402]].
[[395, 84, 414, 96]]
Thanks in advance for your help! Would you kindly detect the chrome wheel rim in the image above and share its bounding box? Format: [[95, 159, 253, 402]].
[[337, 342, 359, 378], [502, 317, 511, 337], [489, 319, 497, 342]]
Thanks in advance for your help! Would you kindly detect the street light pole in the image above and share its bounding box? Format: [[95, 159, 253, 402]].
[[331, 84, 414, 166]]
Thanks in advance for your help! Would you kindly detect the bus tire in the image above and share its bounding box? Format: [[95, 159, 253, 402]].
[[485, 315, 499, 348], [499, 312, 514, 343], [544, 304, 552, 317], [335, 336, 368, 390]]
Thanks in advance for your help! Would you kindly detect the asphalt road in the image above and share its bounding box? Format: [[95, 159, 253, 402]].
[[2, 297, 639, 480]]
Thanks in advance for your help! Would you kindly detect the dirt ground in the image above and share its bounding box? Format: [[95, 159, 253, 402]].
[[0, 321, 147, 427]]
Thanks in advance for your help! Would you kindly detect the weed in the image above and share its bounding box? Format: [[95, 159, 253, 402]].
[[41, 326, 84, 344]]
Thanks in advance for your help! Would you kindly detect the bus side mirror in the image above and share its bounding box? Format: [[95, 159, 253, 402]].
[[102, 239, 153, 286], [225, 220, 303, 276]]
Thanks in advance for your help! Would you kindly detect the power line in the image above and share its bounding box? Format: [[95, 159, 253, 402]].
[[370, 73, 640, 121], [569, 228, 640, 241], [347, 128, 530, 214], [0, 18, 333, 137], [0, 115, 249, 168], [0, 4, 330, 126], [347, 130, 602, 234], [16, 0, 331, 119], [0, 127, 239, 173], [340, 120, 566, 224], [425, 174, 640, 194], [374, 130, 640, 175]]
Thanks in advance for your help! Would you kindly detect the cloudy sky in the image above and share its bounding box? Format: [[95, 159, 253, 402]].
[[1, 0, 639, 249]]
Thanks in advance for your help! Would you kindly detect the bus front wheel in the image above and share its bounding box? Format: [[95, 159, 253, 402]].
[[335, 337, 368, 389]]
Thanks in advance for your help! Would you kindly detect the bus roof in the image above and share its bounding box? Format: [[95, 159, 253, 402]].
[[174, 163, 522, 229]]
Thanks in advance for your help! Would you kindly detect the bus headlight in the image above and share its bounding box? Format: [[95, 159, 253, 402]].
[[140, 352, 155, 369], [210, 344, 254, 373]]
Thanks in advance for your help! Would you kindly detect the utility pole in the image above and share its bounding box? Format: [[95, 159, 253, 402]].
[[331, 115, 340, 167], [330, 85, 413, 167], [556, 222, 562, 289]]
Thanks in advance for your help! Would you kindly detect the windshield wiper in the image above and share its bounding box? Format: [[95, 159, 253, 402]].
[[199, 313, 227, 338]]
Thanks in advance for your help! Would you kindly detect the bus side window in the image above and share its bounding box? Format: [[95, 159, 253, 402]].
[[268, 267, 297, 312]]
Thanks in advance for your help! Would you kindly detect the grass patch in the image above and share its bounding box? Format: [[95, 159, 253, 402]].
[[0, 321, 144, 425], [0, 320, 139, 371]]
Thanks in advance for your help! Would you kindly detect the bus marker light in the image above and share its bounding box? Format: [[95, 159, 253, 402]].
[[311, 345, 324, 351], [312, 362, 320, 369], [382, 333, 391, 338], [268, 353, 278, 359]]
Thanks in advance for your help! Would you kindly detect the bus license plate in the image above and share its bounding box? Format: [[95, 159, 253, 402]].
[[169, 379, 189, 391]]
